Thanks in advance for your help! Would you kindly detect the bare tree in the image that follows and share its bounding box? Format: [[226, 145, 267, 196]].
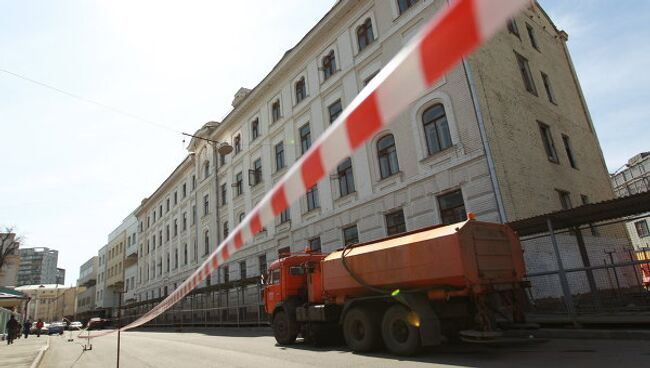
[[0, 228, 21, 271]]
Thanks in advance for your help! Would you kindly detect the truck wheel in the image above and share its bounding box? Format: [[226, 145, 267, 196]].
[[273, 310, 298, 345], [342, 307, 381, 352], [381, 304, 421, 356]]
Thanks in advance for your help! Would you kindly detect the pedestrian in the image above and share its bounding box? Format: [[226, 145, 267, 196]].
[[5, 316, 19, 345], [36, 319, 44, 337], [22, 319, 31, 339]]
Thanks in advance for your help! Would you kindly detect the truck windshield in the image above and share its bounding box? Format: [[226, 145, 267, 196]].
[[269, 269, 280, 285]]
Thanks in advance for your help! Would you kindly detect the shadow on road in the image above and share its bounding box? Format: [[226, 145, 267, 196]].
[[127, 326, 273, 338]]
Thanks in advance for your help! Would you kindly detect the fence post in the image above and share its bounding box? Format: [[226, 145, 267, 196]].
[[574, 227, 602, 308], [547, 217, 579, 327]]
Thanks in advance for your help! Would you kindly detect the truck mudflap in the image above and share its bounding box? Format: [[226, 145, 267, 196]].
[[399, 293, 442, 347]]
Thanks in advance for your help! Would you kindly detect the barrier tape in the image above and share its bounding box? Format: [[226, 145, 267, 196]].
[[81, 0, 529, 338]]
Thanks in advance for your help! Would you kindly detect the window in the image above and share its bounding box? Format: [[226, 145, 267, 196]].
[[377, 134, 400, 179], [295, 77, 307, 104], [515, 52, 537, 95], [183, 244, 188, 265], [258, 254, 267, 275], [343, 225, 359, 246], [438, 190, 467, 224], [280, 208, 291, 224], [173, 219, 178, 236], [204, 230, 210, 255], [328, 99, 342, 124], [251, 118, 259, 141], [385, 210, 407, 235], [153, 211, 156, 223], [204, 161, 210, 179], [223, 221, 229, 238], [397, 0, 418, 14], [538, 122, 559, 163], [174, 191, 178, 205], [308, 237, 321, 252], [278, 247, 291, 259], [220, 153, 226, 166], [275, 142, 285, 171], [182, 212, 187, 231], [193, 239, 198, 262], [356, 18, 374, 52], [299, 123, 311, 155], [562, 134, 577, 169], [235, 172, 243, 196], [192, 175, 196, 190], [363, 71, 379, 86], [203, 194, 209, 216], [557, 189, 572, 210], [220, 183, 227, 205], [182, 183, 187, 198], [635, 220, 650, 238], [240, 261, 247, 280], [306, 185, 319, 211], [581, 195, 599, 236], [337, 157, 355, 197], [174, 249, 178, 269], [422, 104, 452, 155], [526, 23, 539, 51], [159, 205, 162, 218], [271, 100, 281, 122], [234, 134, 241, 155], [322, 50, 336, 81], [166, 253, 170, 272], [223, 265, 230, 283], [507, 18, 519, 37], [152, 234, 156, 248], [192, 205, 197, 224], [541, 72, 557, 104], [166, 198, 170, 212], [251, 158, 262, 186]]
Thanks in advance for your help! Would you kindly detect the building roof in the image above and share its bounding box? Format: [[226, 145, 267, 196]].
[[15, 284, 68, 291], [507, 191, 650, 236]]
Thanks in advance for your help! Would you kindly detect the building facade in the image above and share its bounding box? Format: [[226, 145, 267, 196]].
[[76, 256, 98, 320], [0, 232, 20, 287], [56, 268, 65, 285], [131, 1, 613, 305], [611, 152, 650, 250], [16, 247, 58, 286], [17, 284, 77, 322]]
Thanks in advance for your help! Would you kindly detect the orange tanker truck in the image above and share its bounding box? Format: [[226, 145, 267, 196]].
[[263, 217, 529, 355]]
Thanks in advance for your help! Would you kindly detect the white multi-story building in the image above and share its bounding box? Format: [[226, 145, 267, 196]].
[[133, 0, 615, 304], [76, 256, 98, 320]]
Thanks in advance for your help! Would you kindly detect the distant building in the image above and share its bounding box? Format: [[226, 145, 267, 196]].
[[611, 152, 650, 250], [56, 268, 66, 285], [16, 247, 58, 286], [0, 233, 20, 287], [76, 256, 98, 321], [16, 284, 77, 322]]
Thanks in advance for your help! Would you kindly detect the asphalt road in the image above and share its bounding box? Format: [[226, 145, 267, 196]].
[[39, 327, 650, 368]]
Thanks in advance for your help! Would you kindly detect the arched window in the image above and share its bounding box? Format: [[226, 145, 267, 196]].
[[238, 212, 245, 223], [322, 50, 336, 80], [204, 230, 210, 255], [356, 18, 374, 52], [234, 134, 241, 155], [271, 100, 281, 122], [204, 160, 210, 179], [295, 77, 306, 104], [377, 134, 399, 179], [422, 104, 452, 155]]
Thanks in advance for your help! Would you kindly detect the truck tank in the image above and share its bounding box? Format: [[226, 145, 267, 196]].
[[320, 220, 525, 302]]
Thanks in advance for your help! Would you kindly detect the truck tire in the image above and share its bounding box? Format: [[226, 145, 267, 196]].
[[342, 306, 381, 352], [273, 310, 298, 345], [381, 304, 421, 356]]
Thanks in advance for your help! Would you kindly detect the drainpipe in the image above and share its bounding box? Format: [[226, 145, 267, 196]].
[[461, 58, 507, 223]]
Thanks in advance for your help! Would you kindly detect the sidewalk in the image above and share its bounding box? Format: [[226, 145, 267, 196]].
[[0, 335, 48, 368]]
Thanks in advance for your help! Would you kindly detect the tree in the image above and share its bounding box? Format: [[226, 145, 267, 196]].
[[0, 229, 21, 272]]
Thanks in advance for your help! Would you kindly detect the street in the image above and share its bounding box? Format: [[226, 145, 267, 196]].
[[37, 327, 650, 368]]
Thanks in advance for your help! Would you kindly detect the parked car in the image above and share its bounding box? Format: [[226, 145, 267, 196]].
[[87, 317, 107, 330], [69, 321, 83, 330], [48, 322, 65, 335], [30, 322, 49, 335]]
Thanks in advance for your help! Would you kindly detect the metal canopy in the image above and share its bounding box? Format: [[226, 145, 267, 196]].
[[507, 191, 650, 237]]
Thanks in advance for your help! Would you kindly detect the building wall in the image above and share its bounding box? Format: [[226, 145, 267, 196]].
[[17, 285, 76, 322], [95, 244, 108, 308], [468, 4, 614, 222], [17, 247, 58, 286]]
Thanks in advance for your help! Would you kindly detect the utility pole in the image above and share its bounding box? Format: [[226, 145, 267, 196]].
[[116, 290, 124, 368]]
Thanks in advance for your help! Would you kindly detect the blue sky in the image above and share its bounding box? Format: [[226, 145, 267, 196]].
[[0, 1, 648, 283]]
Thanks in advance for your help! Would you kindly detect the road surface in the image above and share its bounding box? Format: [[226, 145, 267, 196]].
[[40, 327, 650, 368]]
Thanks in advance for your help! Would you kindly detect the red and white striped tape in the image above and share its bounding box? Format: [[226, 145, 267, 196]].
[[103, 0, 528, 334]]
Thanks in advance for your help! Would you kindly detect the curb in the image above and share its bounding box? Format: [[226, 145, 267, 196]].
[[505, 328, 650, 341], [29, 335, 49, 368]]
